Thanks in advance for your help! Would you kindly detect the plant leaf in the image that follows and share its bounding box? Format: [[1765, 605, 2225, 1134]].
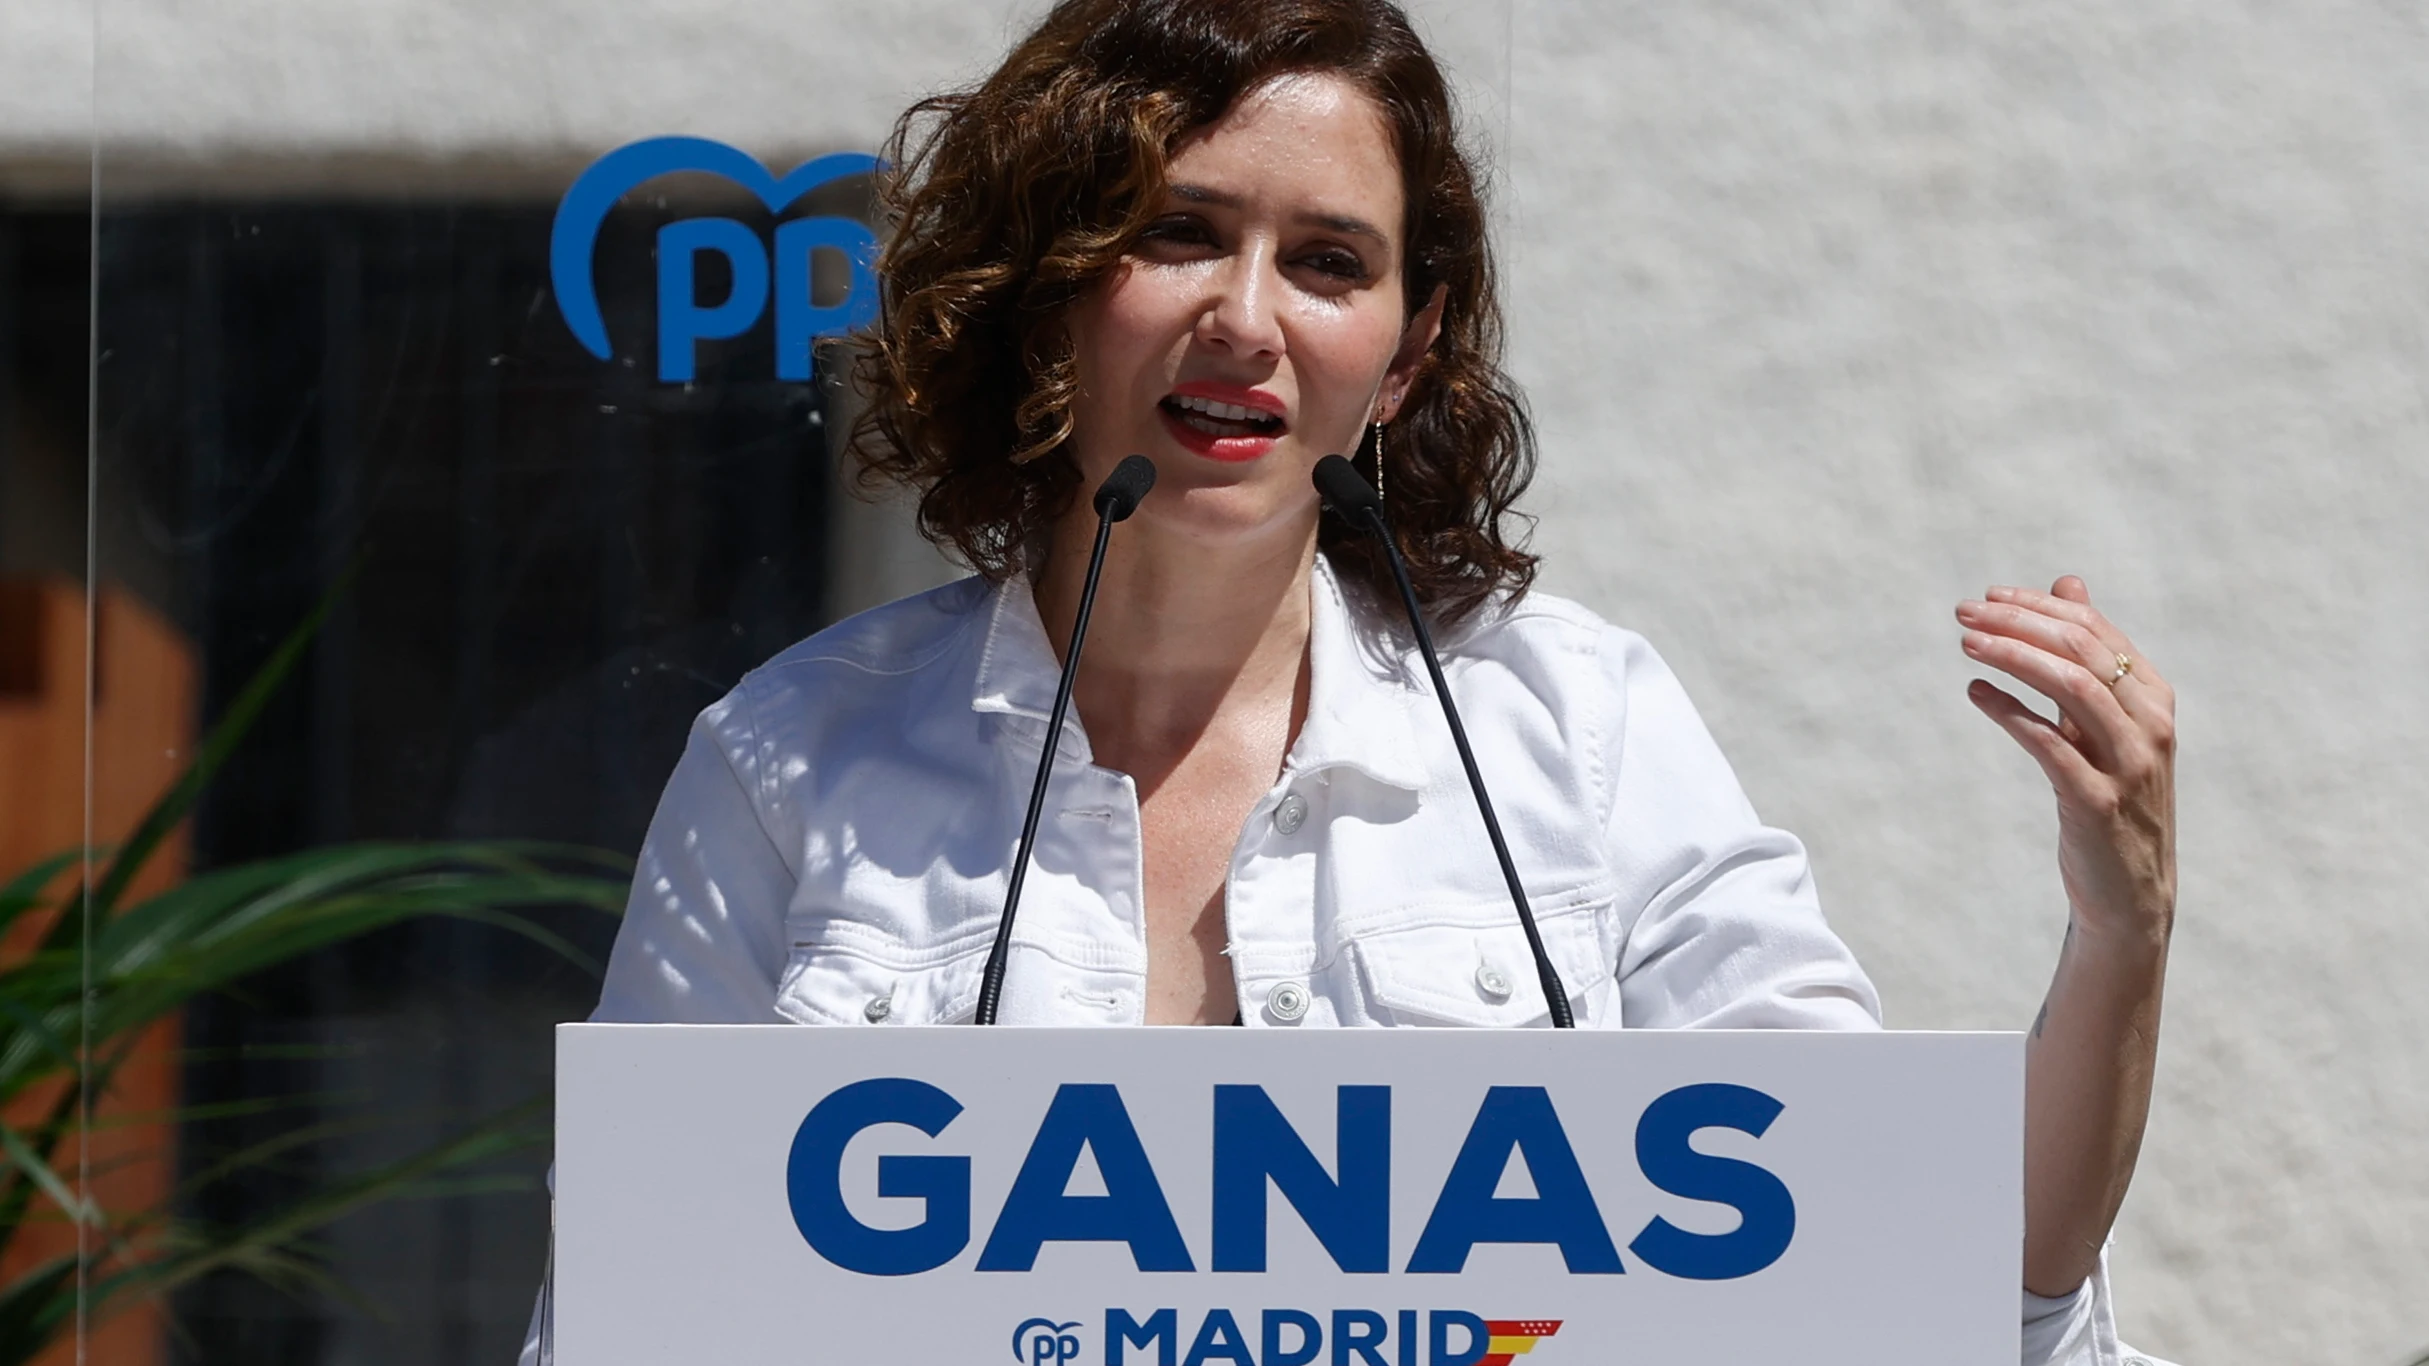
[[0, 994, 75, 1078], [0, 852, 80, 948], [57, 563, 358, 938], [85, 1098, 549, 1311], [0, 1255, 77, 1364], [0, 1126, 94, 1230]]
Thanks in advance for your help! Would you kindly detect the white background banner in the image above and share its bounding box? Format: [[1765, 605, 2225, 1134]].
[[556, 1025, 2021, 1364]]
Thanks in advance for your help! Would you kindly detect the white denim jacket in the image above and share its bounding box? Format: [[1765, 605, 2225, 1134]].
[[522, 554, 2168, 1366]]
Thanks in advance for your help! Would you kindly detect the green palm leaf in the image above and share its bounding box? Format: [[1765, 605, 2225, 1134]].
[[87, 1098, 551, 1307], [66, 565, 352, 936], [0, 1256, 75, 1362], [0, 854, 79, 947], [0, 577, 632, 1361]]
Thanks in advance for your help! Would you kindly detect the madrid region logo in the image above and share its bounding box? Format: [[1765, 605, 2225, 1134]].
[[1474, 1320, 1563, 1364], [549, 137, 881, 382], [1011, 1310, 1562, 1366]]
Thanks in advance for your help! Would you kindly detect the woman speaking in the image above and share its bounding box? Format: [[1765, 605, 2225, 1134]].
[[528, 2, 2180, 1362]]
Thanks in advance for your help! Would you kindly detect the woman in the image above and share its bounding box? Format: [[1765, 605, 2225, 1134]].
[[526, 1, 2180, 1362]]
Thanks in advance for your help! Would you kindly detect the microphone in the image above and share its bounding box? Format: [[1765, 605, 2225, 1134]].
[[974, 454, 1158, 1025], [1312, 455, 1575, 1028]]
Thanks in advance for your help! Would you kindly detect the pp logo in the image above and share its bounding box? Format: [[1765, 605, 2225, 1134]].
[[1011, 1317, 1083, 1366], [550, 137, 881, 382]]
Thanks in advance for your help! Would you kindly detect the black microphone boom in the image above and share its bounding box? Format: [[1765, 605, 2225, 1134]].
[[1312, 454, 1576, 1028], [974, 454, 1158, 1025], [1093, 453, 1157, 521]]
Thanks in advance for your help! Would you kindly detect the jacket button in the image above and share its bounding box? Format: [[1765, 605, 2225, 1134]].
[[1474, 963, 1513, 1002], [1271, 791, 1308, 835], [862, 994, 894, 1023], [1266, 981, 1310, 1022]]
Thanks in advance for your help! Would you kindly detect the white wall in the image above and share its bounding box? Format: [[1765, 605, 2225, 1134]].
[[5, 1, 2424, 1361], [3, 0, 1513, 196], [1506, 7, 2429, 1363], [5, 0, 1506, 197]]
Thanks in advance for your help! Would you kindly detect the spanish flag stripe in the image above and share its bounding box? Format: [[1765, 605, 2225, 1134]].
[[1476, 1317, 1562, 1365]]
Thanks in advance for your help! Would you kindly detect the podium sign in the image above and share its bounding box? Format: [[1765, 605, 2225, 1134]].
[[555, 1026, 2021, 1364]]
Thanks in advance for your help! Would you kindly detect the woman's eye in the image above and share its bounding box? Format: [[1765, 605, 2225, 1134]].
[[1138, 217, 1214, 248], [1298, 249, 1370, 283]]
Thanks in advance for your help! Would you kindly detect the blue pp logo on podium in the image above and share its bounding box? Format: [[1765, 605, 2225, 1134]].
[[1012, 1318, 1083, 1366], [550, 137, 881, 382]]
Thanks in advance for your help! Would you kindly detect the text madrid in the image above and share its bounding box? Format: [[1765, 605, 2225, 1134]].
[[786, 1078, 1795, 1283]]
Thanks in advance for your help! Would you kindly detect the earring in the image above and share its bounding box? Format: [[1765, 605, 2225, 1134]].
[[1371, 419, 1387, 507]]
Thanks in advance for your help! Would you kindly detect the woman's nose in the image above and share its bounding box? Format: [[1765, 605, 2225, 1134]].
[[1195, 252, 1285, 359]]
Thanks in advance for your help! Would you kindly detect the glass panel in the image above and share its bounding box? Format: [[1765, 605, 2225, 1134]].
[[72, 3, 1509, 1363], [3, 1, 100, 1364]]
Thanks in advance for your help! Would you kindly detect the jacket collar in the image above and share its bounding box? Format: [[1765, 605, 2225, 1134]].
[[969, 570, 1089, 759], [968, 553, 1431, 791], [1290, 555, 1432, 791]]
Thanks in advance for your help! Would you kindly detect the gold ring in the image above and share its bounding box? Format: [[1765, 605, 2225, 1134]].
[[2106, 653, 2133, 688]]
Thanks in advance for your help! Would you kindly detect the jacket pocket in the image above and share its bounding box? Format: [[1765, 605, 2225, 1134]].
[[775, 925, 989, 1027], [1349, 907, 1616, 1028]]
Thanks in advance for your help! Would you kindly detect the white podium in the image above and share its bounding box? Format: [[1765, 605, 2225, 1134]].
[[554, 1025, 2021, 1364]]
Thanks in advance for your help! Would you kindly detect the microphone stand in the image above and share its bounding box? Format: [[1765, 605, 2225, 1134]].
[[1313, 455, 1575, 1028], [973, 455, 1158, 1025]]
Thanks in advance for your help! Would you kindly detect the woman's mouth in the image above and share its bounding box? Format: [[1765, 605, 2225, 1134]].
[[1158, 393, 1286, 462]]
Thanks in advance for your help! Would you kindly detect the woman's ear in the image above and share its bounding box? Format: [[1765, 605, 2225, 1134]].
[[1378, 284, 1449, 422]]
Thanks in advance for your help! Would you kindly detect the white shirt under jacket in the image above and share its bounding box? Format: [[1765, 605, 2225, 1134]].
[[520, 553, 2164, 1366]]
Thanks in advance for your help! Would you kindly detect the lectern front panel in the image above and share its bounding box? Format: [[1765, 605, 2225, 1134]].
[[555, 1025, 2021, 1364]]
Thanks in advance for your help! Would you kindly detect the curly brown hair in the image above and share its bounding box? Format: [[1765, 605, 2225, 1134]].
[[851, 0, 1537, 623]]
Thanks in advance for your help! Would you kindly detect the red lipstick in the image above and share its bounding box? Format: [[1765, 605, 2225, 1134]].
[[1159, 381, 1288, 463]]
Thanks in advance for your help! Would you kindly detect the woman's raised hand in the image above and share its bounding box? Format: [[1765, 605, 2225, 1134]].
[[1956, 576, 2177, 945]]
